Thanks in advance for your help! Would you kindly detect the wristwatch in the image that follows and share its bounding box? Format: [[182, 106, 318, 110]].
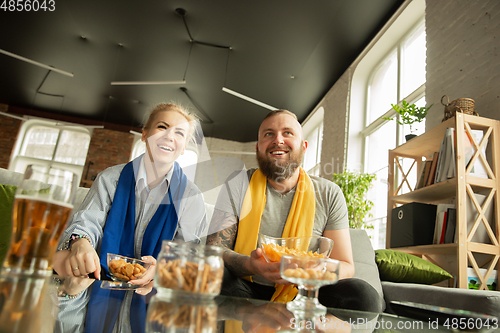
[[57, 234, 92, 251]]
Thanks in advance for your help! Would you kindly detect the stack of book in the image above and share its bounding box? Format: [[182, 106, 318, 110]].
[[433, 204, 456, 244], [432, 192, 495, 245], [415, 128, 488, 190]]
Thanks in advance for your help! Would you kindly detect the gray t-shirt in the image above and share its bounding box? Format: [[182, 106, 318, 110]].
[[212, 168, 348, 285], [214, 168, 348, 235]]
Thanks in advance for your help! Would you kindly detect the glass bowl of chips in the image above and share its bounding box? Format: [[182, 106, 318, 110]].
[[107, 254, 151, 282], [257, 234, 333, 263], [154, 241, 224, 299], [280, 254, 340, 316]]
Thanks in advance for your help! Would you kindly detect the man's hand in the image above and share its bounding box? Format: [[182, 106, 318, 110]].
[[247, 248, 291, 284], [65, 238, 101, 280], [241, 302, 294, 333]]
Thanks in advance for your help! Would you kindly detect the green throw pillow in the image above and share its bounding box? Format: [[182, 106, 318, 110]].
[[375, 249, 453, 284], [0, 184, 17, 266]]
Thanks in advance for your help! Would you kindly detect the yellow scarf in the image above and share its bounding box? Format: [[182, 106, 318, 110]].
[[233, 167, 316, 302]]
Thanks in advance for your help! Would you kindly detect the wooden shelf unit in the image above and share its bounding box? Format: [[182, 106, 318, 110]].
[[387, 114, 500, 290]]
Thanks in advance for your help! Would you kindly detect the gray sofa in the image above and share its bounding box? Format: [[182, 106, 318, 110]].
[[1, 167, 499, 317], [350, 228, 500, 316]]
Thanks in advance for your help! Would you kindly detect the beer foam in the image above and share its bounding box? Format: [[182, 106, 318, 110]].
[[15, 194, 74, 209]]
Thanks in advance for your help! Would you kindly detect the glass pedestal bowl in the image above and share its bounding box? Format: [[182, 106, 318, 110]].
[[257, 234, 334, 263], [280, 254, 340, 317]]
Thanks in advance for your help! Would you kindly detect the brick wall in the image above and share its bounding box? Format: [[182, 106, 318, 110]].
[[0, 107, 22, 169], [426, 0, 500, 128], [82, 129, 134, 186], [319, 69, 351, 179]]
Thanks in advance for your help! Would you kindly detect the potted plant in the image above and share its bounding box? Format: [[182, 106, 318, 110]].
[[332, 170, 376, 230], [383, 101, 433, 141]]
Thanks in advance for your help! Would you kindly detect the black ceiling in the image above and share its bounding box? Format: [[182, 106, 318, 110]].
[[0, 0, 404, 142]]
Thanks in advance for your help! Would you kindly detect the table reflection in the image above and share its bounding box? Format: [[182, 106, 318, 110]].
[[0, 274, 50, 333], [146, 297, 217, 333], [0, 275, 394, 333]]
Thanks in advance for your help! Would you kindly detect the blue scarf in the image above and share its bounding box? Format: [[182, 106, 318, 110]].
[[85, 156, 187, 333]]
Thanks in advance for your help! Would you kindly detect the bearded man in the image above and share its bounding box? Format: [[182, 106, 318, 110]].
[[207, 110, 382, 312]]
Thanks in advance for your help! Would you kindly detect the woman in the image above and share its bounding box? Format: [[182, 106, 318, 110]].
[[53, 103, 207, 285]]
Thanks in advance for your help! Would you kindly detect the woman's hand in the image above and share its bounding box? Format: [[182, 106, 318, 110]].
[[248, 248, 291, 285], [61, 276, 95, 296], [134, 280, 155, 296], [128, 256, 156, 286], [65, 238, 101, 280]]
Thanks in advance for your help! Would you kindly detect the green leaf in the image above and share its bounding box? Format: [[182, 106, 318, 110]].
[[332, 170, 376, 230], [385, 102, 433, 132]]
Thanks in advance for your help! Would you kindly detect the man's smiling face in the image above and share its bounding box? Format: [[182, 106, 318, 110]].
[[256, 112, 307, 181]]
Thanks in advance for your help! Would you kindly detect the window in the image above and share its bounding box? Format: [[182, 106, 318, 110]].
[[303, 123, 323, 176], [10, 120, 91, 182], [302, 107, 324, 176], [362, 21, 427, 249]]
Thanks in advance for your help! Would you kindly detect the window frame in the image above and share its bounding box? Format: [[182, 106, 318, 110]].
[[360, 19, 427, 249], [302, 107, 324, 176], [9, 119, 91, 183]]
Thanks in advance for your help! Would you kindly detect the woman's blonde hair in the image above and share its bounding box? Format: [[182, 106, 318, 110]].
[[143, 103, 197, 139]]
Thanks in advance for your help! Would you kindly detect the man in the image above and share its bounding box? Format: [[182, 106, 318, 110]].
[[207, 110, 382, 312]]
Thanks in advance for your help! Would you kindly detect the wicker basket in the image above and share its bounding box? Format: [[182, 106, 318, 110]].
[[441, 95, 478, 121]]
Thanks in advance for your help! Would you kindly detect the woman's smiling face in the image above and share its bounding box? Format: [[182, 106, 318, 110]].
[[142, 110, 190, 168]]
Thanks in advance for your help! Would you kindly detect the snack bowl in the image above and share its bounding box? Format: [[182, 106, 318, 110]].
[[107, 254, 152, 282], [280, 255, 339, 288], [257, 234, 333, 263], [280, 254, 340, 316], [154, 241, 224, 299]]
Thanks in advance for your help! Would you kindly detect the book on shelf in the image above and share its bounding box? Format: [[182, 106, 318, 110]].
[[443, 208, 457, 243], [446, 128, 457, 179], [434, 193, 495, 244], [426, 151, 440, 186], [464, 129, 489, 179], [415, 160, 432, 189], [433, 137, 446, 184], [434, 128, 456, 184], [433, 203, 456, 244]]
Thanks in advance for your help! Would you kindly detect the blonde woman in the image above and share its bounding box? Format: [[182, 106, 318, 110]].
[[53, 103, 207, 284]]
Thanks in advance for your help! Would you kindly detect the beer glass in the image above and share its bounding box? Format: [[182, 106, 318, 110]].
[[0, 275, 49, 333], [2, 165, 77, 277]]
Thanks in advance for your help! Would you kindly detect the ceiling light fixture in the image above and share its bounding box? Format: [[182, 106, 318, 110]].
[[110, 81, 186, 85], [130, 130, 142, 136], [0, 48, 74, 77], [222, 87, 277, 111], [0, 111, 26, 121]]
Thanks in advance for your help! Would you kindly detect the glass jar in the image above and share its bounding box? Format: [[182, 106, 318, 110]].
[[154, 240, 224, 298], [146, 295, 217, 333]]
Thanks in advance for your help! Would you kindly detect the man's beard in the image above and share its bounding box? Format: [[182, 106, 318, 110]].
[[256, 145, 304, 182]]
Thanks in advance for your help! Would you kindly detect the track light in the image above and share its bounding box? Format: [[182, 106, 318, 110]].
[[222, 87, 277, 111], [0, 49, 74, 77], [111, 81, 186, 85], [0, 111, 26, 121]]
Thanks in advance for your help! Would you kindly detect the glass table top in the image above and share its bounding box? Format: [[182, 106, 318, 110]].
[[0, 274, 497, 333]]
